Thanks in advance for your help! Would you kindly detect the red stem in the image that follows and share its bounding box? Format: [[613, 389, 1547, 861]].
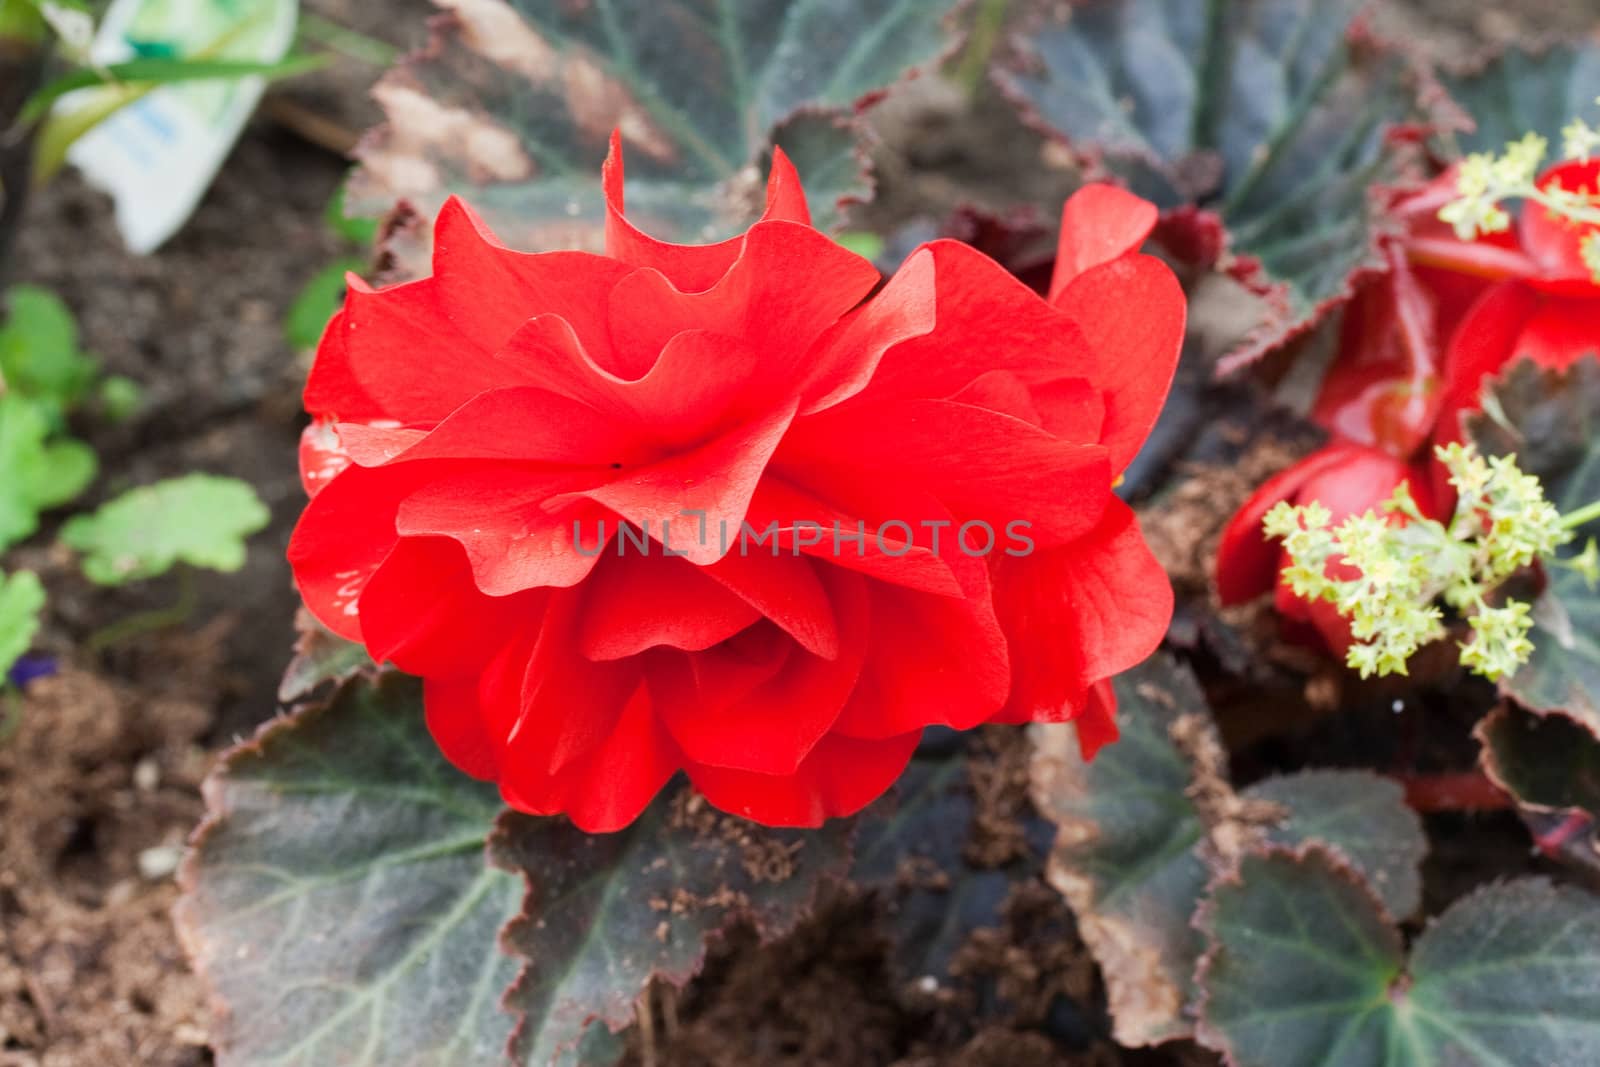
[[1397, 770, 1514, 813]]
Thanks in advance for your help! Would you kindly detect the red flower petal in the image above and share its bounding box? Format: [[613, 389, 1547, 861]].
[[601, 130, 811, 293], [1048, 183, 1159, 300], [684, 728, 921, 827], [601, 220, 879, 381], [577, 552, 761, 660], [1514, 294, 1600, 369], [1434, 280, 1542, 451], [1050, 253, 1186, 472], [1214, 445, 1368, 606], [1517, 160, 1600, 285], [650, 568, 870, 776], [781, 398, 1112, 548], [993, 499, 1170, 721], [288, 461, 452, 641], [431, 196, 630, 362], [500, 681, 680, 833], [1074, 679, 1120, 761], [829, 578, 1010, 739], [361, 536, 544, 678]]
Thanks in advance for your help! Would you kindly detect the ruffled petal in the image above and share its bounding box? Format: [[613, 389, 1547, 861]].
[[396, 470, 607, 594], [780, 398, 1112, 548], [602, 220, 878, 381], [577, 552, 760, 660], [361, 536, 545, 677], [651, 568, 870, 776], [602, 130, 811, 293], [500, 681, 681, 833], [288, 461, 454, 641], [685, 728, 921, 827], [1050, 252, 1186, 471], [830, 578, 1010, 739], [1049, 183, 1159, 299], [993, 499, 1170, 721]]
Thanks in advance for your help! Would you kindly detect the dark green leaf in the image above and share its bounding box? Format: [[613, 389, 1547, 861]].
[[1469, 357, 1600, 728], [1027, 655, 1210, 1046], [175, 674, 524, 1066], [286, 258, 364, 351], [1029, 657, 1429, 1044], [278, 609, 373, 705], [0, 569, 45, 680], [348, 0, 962, 272], [61, 473, 270, 585], [995, 0, 1424, 369], [851, 735, 1052, 993], [1478, 704, 1600, 881], [1242, 770, 1426, 920], [493, 785, 853, 1066], [1198, 849, 1600, 1066], [1437, 42, 1600, 156]]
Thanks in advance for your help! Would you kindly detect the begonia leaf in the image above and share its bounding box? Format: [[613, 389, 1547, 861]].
[[277, 608, 374, 705], [1027, 656, 1425, 1045], [1438, 41, 1600, 155], [1468, 357, 1600, 727], [349, 0, 965, 274], [175, 673, 526, 1066], [492, 784, 853, 1065], [61, 473, 270, 585], [995, 0, 1425, 370], [0, 569, 46, 681], [1197, 848, 1600, 1067], [850, 733, 1052, 993], [1478, 704, 1600, 882], [0, 392, 96, 551]]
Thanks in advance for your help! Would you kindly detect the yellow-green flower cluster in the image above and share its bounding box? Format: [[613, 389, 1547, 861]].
[[1262, 445, 1574, 682], [1439, 100, 1600, 284]]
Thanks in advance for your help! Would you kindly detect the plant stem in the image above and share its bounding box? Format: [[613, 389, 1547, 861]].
[[1397, 770, 1513, 813], [1562, 499, 1600, 531], [296, 13, 396, 68], [86, 567, 198, 653]]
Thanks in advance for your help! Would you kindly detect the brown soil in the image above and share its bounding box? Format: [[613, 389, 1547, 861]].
[[2, 1, 1597, 1065]]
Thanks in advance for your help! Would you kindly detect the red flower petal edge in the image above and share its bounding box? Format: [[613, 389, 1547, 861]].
[[289, 132, 1186, 830]]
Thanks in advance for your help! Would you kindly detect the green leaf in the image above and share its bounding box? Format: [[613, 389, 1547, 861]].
[[1241, 770, 1425, 920], [0, 284, 98, 416], [175, 673, 525, 1066], [1468, 357, 1600, 728], [60, 473, 269, 585], [0, 569, 45, 680], [348, 0, 964, 273], [1477, 704, 1600, 879], [994, 0, 1424, 370], [0, 393, 96, 550], [1197, 848, 1600, 1067], [325, 184, 380, 246], [1028, 656, 1428, 1045], [850, 737, 1051, 993], [1437, 42, 1600, 156], [20, 53, 328, 125], [493, 784, 853, 1066], [278, 609, 373, 705], [286, 258, 364, 351]]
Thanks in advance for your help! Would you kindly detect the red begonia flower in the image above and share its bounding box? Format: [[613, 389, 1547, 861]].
[[1224, 160, 1598, 657], [1216, 443, 1438, 654], [289, 133, 1184, 830]]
